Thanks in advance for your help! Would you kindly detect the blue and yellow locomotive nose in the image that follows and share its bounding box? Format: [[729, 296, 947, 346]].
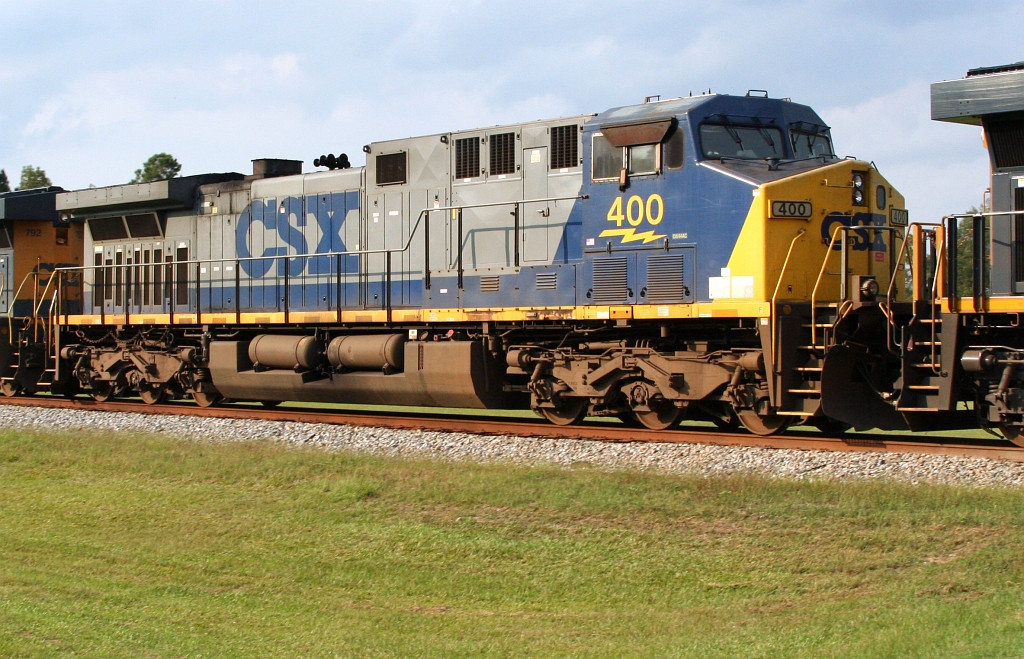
[[721, 160, 908, 306]]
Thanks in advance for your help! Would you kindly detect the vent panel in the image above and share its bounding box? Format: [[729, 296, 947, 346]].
[[592, 258, 628, 304], [490, 132, 516, 175], [988, 118, 1024, 169], [480, 275, 500, 292], [1015, 187, 1024, 284], [535, 272, 557, 290], [550, 124, 579, 170], [376, 152, 407, 186], [646, 254, 687, 303], [455, 137, 480, 179]]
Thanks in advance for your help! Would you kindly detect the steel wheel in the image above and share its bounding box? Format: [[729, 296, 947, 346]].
[[736, 409, 791, 436], [538, 396, 588, 426], [632, 401, 684, 431], [1000, 424, 1024, 447], [91, 381, 115, 402], [139, 386, 167, 405], [192, 390, 222, 408], [0, 380, 19, 397]]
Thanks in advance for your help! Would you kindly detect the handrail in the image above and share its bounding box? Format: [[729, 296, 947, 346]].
[[48, 193, 588, 319], [768, 227, 807, 373], [809, 224, 904, 349]]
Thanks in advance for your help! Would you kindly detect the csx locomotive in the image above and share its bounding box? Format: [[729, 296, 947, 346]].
[[2, 67, 1023, 442]]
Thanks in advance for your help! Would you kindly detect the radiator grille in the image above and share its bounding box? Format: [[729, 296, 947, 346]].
[[550, 124, 578, 170], [490, 132, 516, 175], [455, 137, 480, 179], [646, 254, 687, 303], [592, 258, 628, 304]]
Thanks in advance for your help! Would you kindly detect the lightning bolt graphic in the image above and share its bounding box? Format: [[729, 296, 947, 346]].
[[598, 228, 667, 244]]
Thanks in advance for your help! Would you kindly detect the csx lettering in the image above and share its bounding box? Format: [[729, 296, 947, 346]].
[[821, 212, 887, 251], [237, 193, 357, 278]]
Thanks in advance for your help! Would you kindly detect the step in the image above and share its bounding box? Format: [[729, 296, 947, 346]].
[[912, 363, 942, 369], [794, 366, 823, 373], [907, 384, 941, 391], [787, 389, 822, 396]]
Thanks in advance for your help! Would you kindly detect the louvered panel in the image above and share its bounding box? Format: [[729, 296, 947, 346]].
[[592, 258, 629, 304], [535, 272, 557, 290], [480, 275, 500, 292], [1015, 187, 1024, 284], [646, 254, 686, 303]]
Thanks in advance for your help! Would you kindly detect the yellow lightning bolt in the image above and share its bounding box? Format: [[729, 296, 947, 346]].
[[598, 228, 667, 244]]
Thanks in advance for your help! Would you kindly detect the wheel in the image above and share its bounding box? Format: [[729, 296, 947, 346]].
[[91, 381, 115, 402], [632, 401, 684, 431], [538, 396, 588, 426], [260, 400, 282, 409], [737, 410, 790, 436], [192, 390, 223, 408], [139, 386, 167, 405], [999, 424, 1024, 447], [0, 380, 19, 397]]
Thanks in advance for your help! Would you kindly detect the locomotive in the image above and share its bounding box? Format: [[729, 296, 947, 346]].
[[1, 69, 1020, 442]]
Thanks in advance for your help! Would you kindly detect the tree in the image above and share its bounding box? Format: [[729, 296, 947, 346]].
[[131, 153, 182, 183], [0, 170, 9, 193], [18, 165, 51, 190]]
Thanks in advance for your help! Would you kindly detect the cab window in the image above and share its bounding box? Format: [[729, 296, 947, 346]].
[[790, 129, 835, 158], [592, 134, 661, 180], [699, 123, 785, 159]]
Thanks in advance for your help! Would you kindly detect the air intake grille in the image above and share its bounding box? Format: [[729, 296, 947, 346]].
[[490, 132, 516, 175], [455, 138, 480, 179], [480, 275, 500, 292], [1015, 187, 1024, 284], [376, 152, 407, 185], [592, 258, 628, 304], [646, 254, 686, 303], [987, 118, 1024, 169], [536, 272, 557, 290], [550, 124, 579, 169]]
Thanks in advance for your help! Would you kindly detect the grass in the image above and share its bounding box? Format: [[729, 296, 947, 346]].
[[1, 428, 1023, 657]]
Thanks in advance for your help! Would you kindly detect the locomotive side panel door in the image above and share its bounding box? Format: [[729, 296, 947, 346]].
[[522, 146, 549, 263], [0, 225, 11, 314]]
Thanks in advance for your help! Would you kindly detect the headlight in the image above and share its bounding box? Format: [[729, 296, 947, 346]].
[[852, 171, 867, 206]]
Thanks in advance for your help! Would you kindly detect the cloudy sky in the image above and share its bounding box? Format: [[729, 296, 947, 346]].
[[1, 0, 1019, 223]]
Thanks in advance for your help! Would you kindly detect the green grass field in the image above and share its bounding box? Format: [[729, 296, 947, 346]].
[[1, 427, 1022, 657]]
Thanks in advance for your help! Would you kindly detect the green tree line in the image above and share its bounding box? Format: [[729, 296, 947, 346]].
[[0, 153, 182, 193]]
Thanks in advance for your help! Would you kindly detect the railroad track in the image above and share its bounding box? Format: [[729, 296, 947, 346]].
[[2, 395, 1021, 463]]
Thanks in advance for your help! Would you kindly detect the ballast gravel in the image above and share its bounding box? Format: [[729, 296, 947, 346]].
[[3, 405, 1024, 488]]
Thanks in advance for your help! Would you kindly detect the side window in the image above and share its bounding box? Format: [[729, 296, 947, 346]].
[[627, 144, 659, 175], [592, 134, 621, 180], [665, 126, 685, 169], [592, 135, 662, 181]]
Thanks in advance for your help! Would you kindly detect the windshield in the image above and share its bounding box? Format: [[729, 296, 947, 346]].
[[699, 123, 785, 160], [790, 129, 834, 158]]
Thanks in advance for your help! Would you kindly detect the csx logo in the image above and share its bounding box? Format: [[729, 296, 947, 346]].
[[821, 212, 887, 251], [236, 193, 359, 277]]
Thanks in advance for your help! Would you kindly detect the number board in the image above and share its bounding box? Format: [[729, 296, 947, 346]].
[[890, 208, 909, 226], [770, 201, 812, 218]]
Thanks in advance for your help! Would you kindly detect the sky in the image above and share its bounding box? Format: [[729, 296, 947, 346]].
[[0, 0, 1019, 224]]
